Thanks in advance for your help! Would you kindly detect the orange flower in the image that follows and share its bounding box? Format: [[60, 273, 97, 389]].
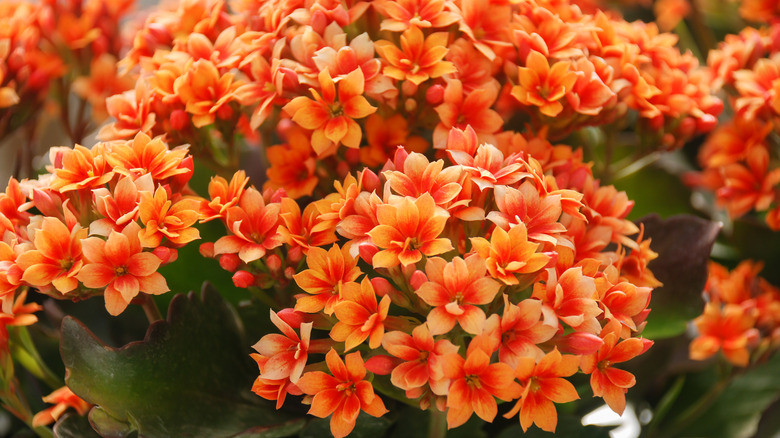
[[495, 297, 558, 366], [264, 127, 319, 199], [597, 267, 652, 337], [470, 224, 550, 285], [278, 198, 338, 254], [330, 277, 390, 350], [433, 79, 503, 149], [717, 147, 780, 218], [77, 222, 169, 315], [173, 58, 240, 128], [72, 54, 134, 122], [0, 289, 42, 328], [293, 244, 362, 315], [283, 68, 376, 156], [367, 193, 453, 268], [513, 51, 578, 118], [374, 26, 455, 85], [105, 132, 191, 183], [138, 187, 201, 247], [91, 174, 154, 236], [416, 254, 501, 335], [532, 267, 602, 334], [375, 0, 459, 31], [487, 182, 567, 247], [382, 323, 458, 395], [296, 349, 388, 438], [581, 329, 651, 414], [48, 145, 114, 193], [200, 170, 250, 223], [504, 348, 580, 433], [97, 79, 157, 141], [689, 302, 759, 367], [17, 218, 87, 295], [251, 354, 303, 409], [360, 114, 428, 167], [31, 386, 92, 428], [458, 0, 513, 60], [383, 151, 463, 206], [253, 310, 313, 382], [447, 142, 530, 191], [441, 347, 520, 428], [213, 188, 283, 263]]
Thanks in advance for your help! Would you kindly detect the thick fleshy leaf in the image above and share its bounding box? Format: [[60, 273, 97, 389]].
[[636, 214, 721, 339], [61, 284, 306, 437]]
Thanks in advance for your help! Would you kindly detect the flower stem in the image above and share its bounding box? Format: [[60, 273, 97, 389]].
[[428, 408, 447, 438], [139, 294, 163, 323]]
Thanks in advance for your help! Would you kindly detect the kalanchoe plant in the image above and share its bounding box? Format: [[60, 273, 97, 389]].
[[1, 0, 780, 437]]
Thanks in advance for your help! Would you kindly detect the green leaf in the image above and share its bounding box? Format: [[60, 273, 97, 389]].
[[674, 353, 780, 438], [495, 415, 612, 438], [61, 283, 305, 438], [53, 413, 102, 438], [299, 412, 393, 438], [636, 214, 721, 339]]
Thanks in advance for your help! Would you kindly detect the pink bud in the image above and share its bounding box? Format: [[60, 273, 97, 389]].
[[287, 246, 303, 264], [199, 242, 215, 258], [217, 104, 233, 121], [153, 247, 178, 265], [365, 355, 400, 376], [170, 110, 189, 131], [410, 270, 428, 289], [232, 270, 255, 288], [266, 254, 282, 272], [426, 84, 445, 105], [219, 253, 242, 272], [370, 277, 393, 297], [640, 338, 654, 355], [555, 332, 604, 355], [401, 80, 418, 97], [358, 243, 378, 265], [277, 308, 306, 329], [284, 267, 296, 280]]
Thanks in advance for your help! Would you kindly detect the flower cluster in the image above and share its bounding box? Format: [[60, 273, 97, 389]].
[[197, 123, 658, 436], [0, 132, 197, 316], [0, 0, 133, 145], [686, 22, 780, 229], [104, 0, 722, 179], [690, 260, 780, 367]]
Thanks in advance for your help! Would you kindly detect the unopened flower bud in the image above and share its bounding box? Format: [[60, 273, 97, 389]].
[[284, 267, 296, 280], [153, 247, 178, 265], [266, 254, 282, 272], [232, 270, 255, 288], [426, 84, 444, 105], [170, 110, 189, 131], [199, 242, 215, 258], [219, 253, 242, 272]]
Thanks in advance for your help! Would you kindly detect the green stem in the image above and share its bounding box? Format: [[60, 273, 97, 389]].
[[659, 374, 731, 438], [8, 326, 62, 390], [139, 294, 163, 323], [428, 408, 447, 438]]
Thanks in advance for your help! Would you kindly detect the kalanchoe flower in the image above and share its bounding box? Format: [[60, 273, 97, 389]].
[[505, 348, 580, 433], [17, 217, 87, 295], [296, 349, 388, 438], [470, 223, 550, 285], [330, 277, 390, 351], [213, 187, 283, 264], [416, 254, 502, 335], [77, 222, 169, 315], [383, 323, 459, 396], [441, 344, 520, 428], [367, 193, 453, 268], [283, 68, 377, 156], [31, 386, 92, 427], [138, 186, 201, 247], [253, 310, 313, 383], [293, 244, 362, 315], [374, 26, 455, 86], [581, 325, 652, 415]]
